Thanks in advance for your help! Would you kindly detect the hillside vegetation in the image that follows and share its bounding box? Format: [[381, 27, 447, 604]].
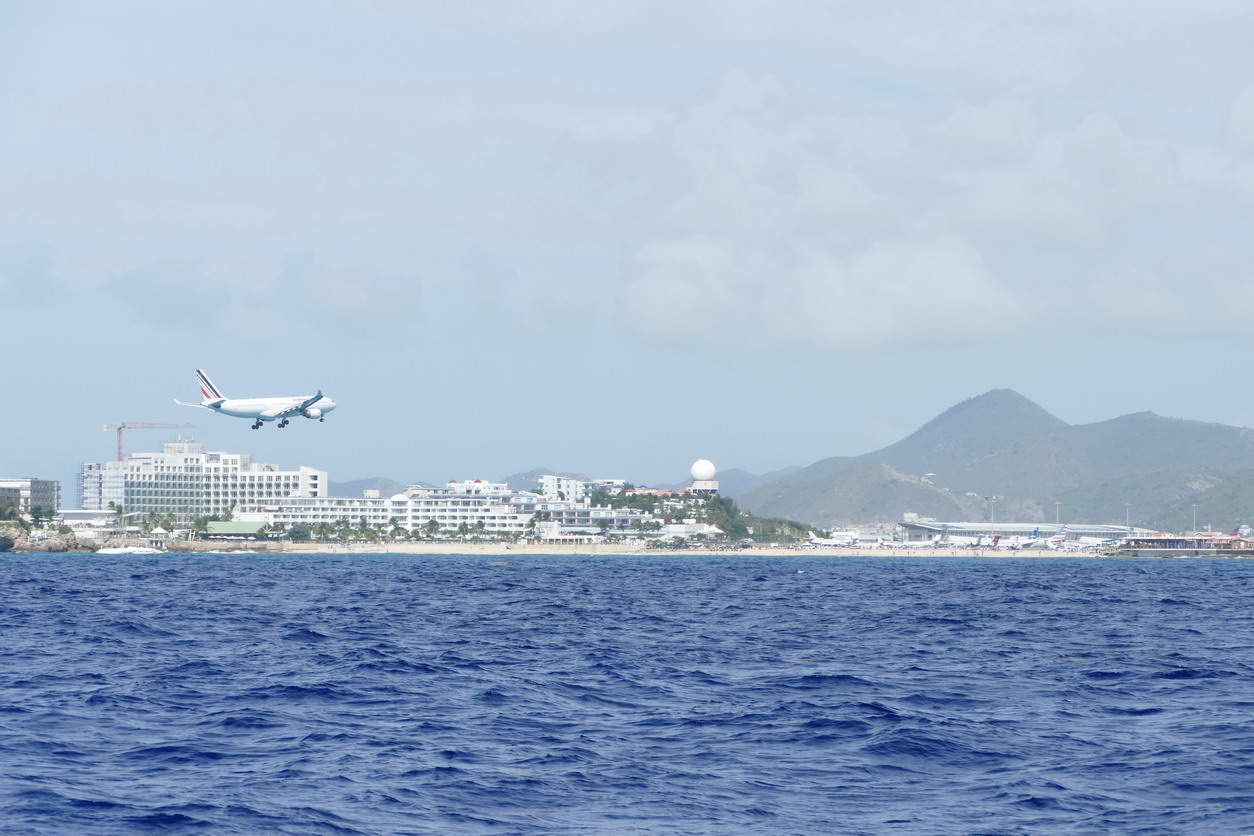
[[740, 389, 1254, 531]]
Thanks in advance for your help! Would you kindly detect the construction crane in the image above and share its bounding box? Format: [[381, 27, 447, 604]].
[[102, 423, 196, 461]]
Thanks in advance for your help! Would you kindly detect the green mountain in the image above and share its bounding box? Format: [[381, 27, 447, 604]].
[[329, 477, 407, 498], [500, 468, 591, 493], [740, 390, 1254, 530]]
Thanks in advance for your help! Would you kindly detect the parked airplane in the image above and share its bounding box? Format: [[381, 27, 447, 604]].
[[808, 530, 860, 547], [176, 370, 336, 430], [943, 532, 991, 547], [1046, 524, 1069, 549], [1013, 527, 1043, 549]]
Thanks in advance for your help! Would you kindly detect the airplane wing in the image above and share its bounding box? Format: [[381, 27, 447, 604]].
[[269, 391, 324, 419]]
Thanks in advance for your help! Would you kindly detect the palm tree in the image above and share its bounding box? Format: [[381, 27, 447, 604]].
[[107, 502, 126, 536], [335, 517, 352, 541], [190, 515, 210, 539]]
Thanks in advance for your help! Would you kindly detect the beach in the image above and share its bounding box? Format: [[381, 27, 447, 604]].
[[193, 540, 1068, 558]]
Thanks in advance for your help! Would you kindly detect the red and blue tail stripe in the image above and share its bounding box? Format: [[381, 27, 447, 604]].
[[195, 369, 224, 402]]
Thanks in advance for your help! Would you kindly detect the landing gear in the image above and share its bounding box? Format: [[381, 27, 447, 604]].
[[278, 419, 290, 428], [251, 420, 262, 430], [319, 417, 325, 422]]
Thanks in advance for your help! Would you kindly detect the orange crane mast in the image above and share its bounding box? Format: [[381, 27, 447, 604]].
[[102, 423, 196, 461]]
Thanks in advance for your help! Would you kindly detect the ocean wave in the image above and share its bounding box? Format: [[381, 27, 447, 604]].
[[3, 553, 1254, 833]]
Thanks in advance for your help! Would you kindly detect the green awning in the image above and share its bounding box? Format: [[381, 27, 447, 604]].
[[206, 521, 267, 535]]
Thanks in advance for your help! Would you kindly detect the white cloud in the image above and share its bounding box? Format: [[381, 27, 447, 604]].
[[517, 104, 673, 142], [1230, 83, 1254, 152], [1080, 266, 1181, 322], [614, 60, 1254, 349], [619, 71, 1028, 348], [1057, 112, 1182, 211], [620, 239, 744, 342], [767, 238, 1025, 348], [1235, 160, 1254, 206], [950, 167, 1102, 244], [935, 101, 1037, 163], [8, 3, 1254, 358]]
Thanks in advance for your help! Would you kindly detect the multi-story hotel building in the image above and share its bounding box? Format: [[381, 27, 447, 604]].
[[80, 442, 325, 518], [0, 478, 61, 514]]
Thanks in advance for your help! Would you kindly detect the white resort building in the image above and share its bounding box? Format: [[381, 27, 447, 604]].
[[249, 478, 653, 539], [0, 477, 61, 515], [259, 480, 537, 536], [80, 442, 326, 518]]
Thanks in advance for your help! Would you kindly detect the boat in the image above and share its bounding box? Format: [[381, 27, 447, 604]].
[[95, 546, 166, 555]]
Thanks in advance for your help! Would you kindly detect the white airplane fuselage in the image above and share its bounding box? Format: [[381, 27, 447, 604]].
[[808, 531, 860, 547], [177, 370, 336, 429], [210, 395, 338, 421]]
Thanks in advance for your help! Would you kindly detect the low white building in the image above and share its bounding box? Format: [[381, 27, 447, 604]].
[[57, 509, 116, 541], [252, 480, 540, 536], [240, 477, 655, 540]]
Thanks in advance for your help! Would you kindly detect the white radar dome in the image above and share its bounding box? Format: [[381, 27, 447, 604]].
[[691, 459, 717, 482]]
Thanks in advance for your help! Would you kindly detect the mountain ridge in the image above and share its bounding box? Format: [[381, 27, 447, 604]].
[[739, 389, 1254, 530]]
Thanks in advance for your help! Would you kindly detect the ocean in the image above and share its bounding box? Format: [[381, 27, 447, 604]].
[[2, 553, 1253, 835]]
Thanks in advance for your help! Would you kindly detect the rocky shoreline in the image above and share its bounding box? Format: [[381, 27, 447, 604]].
[[0, 525, 95, 553]]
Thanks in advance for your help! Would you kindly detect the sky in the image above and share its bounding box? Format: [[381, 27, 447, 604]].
[[5, 1, 1254, 504]]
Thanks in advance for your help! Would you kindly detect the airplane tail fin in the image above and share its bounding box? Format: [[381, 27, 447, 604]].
[[195, 370, 224, 402]]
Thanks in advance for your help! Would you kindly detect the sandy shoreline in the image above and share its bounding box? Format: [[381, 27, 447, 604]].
[[173, 541, 1072, 558]]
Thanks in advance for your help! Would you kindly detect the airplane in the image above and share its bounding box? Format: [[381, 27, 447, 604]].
[[942, 532, 990, 547], [897, 534, 943, 548], [176, 370, 336, 430], [1013, 527, 1043, 549], [807, 530, 860, 547], [1046, 524, 1069, 549]]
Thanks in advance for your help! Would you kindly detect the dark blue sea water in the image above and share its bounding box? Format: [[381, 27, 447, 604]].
[[3, 553, 1254, 835]]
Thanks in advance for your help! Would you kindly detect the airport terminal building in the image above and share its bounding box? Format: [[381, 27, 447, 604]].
[[897, 519, 1148, 545]]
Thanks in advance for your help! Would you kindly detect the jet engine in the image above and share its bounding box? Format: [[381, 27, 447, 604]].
[[302, 407, 323, 420]]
